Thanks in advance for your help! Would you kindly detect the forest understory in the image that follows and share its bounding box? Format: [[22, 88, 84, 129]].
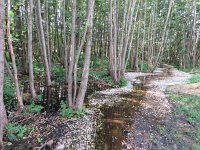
[[2, 66, 200, 150]]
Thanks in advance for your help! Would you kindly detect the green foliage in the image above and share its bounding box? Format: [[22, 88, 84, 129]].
[[168, 94, 200, 124], [104, 76, 113, 85], [33, 62, 45, 76], [3, 76, 17, 110], [5, 123, 29, 141], [51, 64, 65, 77], [155, 93, 200, 149], [119, 77, 128, 87], [59, 101, 86, 118], [139, 62, 152, 72], [157, 125, 166, 135], [91, 58, 109, 69], [24, 101, 43, 114], [9, 10, 14, 18], [192, 145, 200, 150], [188, 74, 200, 83], [89, 71, 114, 85]]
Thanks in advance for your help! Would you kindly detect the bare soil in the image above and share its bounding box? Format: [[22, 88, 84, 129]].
[[168, 82, 200, 96]]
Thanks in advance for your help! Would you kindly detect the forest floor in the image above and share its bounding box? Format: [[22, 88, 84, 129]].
[[3, 67, 200, 150]]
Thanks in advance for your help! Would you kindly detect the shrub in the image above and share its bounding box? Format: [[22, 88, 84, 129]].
[[59, 101, 86, 118], [33, 62, 45, 76], [51, 64, 65, 77], [3, 76, 17, 110], [5, 123, 29, 141], [91, 58, 109, 69], [139, 62, 151, 72], [119, 77, 128, 87], [24, 101, 43, 114]]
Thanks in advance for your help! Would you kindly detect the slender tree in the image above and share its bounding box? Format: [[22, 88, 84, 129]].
[[7, 0, 24, 114], [28, 0, 37, 99], [0, 0, 8, 146], [75, 0, 95, 108], [35, 0, 51, 87]]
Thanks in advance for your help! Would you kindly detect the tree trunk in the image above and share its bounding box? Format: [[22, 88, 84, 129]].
[[68, 0, 77, 107], [28, 0, 37, 99], [0, 0, 8, 146], [76, 0, 95, 109], [7, 0, 24, 114], [35, 0, 51, 86]]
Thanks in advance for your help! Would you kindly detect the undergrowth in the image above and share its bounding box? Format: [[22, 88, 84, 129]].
[[188, 74, 200, 83], [3, 76, 17, 110], [24, 101, 44, 114], [59, 101, 86, 118], [5, 123, 31, 141]]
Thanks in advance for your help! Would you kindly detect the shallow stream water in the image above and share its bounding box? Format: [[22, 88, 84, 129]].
[[95, 70, 171, 149]]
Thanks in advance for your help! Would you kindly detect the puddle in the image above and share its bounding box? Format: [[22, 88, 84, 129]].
[[95, 75, 149, 149], [95, 70, 171, 149]]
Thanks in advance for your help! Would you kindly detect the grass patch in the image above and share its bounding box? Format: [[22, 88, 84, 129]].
[[168, 94, 200, 124], [160, 93, 200, 149], [154, 93, 200, 149], [188, 74, 200, 83]]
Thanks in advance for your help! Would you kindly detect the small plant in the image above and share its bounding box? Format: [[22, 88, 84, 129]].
[[59, 101, 86, 118], [74, 107, 86, 117], [60, 101, 74, 118], [119, 77, 128, 87], [89, 70, 114, 85], [139, 62, 152, 72], [24, 101, 43, 114], [5, 123, 28, 141], [188, 74, 200, 83], [33, 62, 45, 76], [3, 76, 17, 110]]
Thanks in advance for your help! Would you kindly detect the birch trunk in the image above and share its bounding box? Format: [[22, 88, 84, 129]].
[[7, 0, 24, 114], [76, 0, 95, 109], [0, 0, 8, 145], [68, 0, 76, 107], [28, 0, 37, 99], [35, 0, 51, 86]]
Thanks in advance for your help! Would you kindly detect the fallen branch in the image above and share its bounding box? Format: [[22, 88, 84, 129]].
[[33, 140, 54, 150]]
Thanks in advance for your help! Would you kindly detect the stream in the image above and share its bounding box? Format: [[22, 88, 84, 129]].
[[92, 68, 188, 150]]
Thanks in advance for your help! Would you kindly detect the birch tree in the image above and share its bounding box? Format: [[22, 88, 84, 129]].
[[28, 0, 37, 99], [0, 0, 8, 145], [7, 0, 24, 114]]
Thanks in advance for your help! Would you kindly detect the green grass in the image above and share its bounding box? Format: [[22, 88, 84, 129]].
[[168, 94, 200, 124], [154, 93, 200, 149], [163, 93, 200, 149], [188, 74, 200, 83]]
